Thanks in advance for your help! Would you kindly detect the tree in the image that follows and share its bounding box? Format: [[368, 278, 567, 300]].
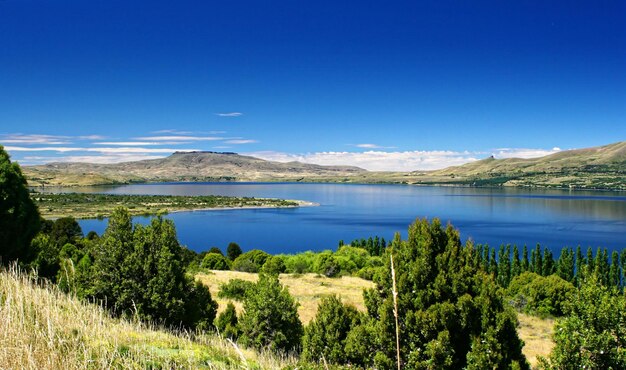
[[521, 245, 529, 272], [49, 217, 83, 247], [232, 249, 270, 272], [556, 247, 575, 283], [201, 252, 230, 270], [261, 255, 286, 275], [226, 242, 242, 261], [542, 278, 626, 369], [0, 146, 40, 264], [511, 244, 521, 279], [362, 218, 528, 369], [302, 295, 360, 364], [239, 273, 303, 353], [215, 302, 240, 339]]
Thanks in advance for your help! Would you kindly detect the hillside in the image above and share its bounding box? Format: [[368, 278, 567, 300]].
[[0, 266, 292, 369], [21, 141, 626, 190], [23, 151, 367, 186], [410, 141, 626, 189]]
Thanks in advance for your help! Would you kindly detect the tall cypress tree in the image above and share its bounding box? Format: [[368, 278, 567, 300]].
[[511, 245, 521, 279], [521, 245, 529, 272], [609, 251, 620, 289]]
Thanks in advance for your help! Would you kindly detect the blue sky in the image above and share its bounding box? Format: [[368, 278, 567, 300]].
[[1, 0, 624, 171]]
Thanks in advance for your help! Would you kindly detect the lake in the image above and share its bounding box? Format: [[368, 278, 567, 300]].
[[67, 183, 626, 255]]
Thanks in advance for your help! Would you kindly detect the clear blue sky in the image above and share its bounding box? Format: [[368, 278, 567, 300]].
[[1, 0, 624, 170]]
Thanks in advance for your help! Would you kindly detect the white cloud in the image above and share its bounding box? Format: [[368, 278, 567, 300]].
[[94, 141, 173, 146], [492, 147, 562, 159], [78, 135, 107, 140], [353, 143, 397, 149], [216, 112, 243, 117], [19, 154, 166, 165], [224, 139, 258, 144], [134, 135, 223, 141], [4, 146, 199, 154], [248, 150, 479, 171], [1, 134, 72, 145]]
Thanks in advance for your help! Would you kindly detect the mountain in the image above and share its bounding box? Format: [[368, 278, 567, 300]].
[[410, 141, 626, 189], [23, 151, 367, 186], [22, 141, 626, 190]]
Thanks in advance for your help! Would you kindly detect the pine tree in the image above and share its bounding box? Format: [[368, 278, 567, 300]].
[[521, 245, 529, 272], [543, 248, 555, 276], [215, 302, 240, 339], [556, 247, 574, 283], [535, 245, 543, 276], [511, 245, 521, 279], [226, 242, 242, 261], [609, 251, 620, 289]]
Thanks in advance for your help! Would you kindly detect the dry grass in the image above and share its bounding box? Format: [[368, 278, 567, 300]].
[[0, 266, 294, 369], [196, 271, 374, 324], [517, 313, 555, 369]]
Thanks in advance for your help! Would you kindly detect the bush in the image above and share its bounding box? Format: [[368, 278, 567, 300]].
[[507, 271, 575, 317], [239, 274, 303, 353], [283, 253, 314, 274], [262, 256, 286, 275], [226, 242, 242, 261], [302, 295, 360, 364], [218, 278, 255, 301], [313, 251, 341, 277], [201, 253, 231, 270], [232, 249, 270, 273], [215, 302, 240, 339], [541, 278, 626, 369]]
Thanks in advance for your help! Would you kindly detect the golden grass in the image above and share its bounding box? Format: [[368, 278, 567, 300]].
[[0, 266, 295, 369], [517, 313, 555, 369], [196, 271, 374, 324]]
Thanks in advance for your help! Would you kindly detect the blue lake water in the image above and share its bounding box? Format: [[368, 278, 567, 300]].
[[64, 183, 626, 255]]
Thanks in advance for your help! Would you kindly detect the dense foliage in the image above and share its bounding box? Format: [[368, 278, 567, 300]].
[[0, 146, 40, 264], [239, 273, 303, 353], [360, 220, 528, 369], [507, 272, 575, 317]]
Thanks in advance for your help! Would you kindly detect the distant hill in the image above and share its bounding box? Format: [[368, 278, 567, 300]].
[[23, 151, 367, 186], [21, 141, 626, 190], [410, 141, 626, 190]]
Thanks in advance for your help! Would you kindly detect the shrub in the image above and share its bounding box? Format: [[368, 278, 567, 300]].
[[215, 302, 240, 339], [226, 242, 242, 261], [201, 253, 231, 270], [507, 271, 575, 317], [239, 274, 303, 353], [283, 253, 314, 274], [232, 249, 270, 273], [218, 278, 255, 301], [262, 256, 286, 275], [302, 295, 360, 364]]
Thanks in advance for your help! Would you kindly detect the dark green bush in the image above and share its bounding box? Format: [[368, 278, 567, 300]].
[[215, 302, 240, 339], [201, 252, 231, 270], [218, 278, 255, 301], [262, 255, 286, 275], [232, 249, 270, 272]]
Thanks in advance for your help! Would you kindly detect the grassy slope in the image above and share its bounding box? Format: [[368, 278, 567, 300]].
[[0, 267, 292, 369], [197, 270, 554, 368]]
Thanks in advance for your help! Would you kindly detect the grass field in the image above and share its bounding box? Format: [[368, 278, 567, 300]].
[[196, 270, 555, 368]]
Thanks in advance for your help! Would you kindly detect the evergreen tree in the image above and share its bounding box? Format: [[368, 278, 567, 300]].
[[556, 247, 574, 283], [0, 146, 41, 264], [302, 295, 360, 364], [226, 242, 242, 261], [490, 248, 497, 278], [542, 248, 555, 276], [586, 247, 595, 275], [521, 245, 529, 272], [511, 245, 521, 279], [609, 251, 620, 289], [482, 245, 490, 273], [497, 244, 511, 288], [535, 245, 543, 276], [239, 273, 303, 353], [530, 248, 536, 273], [621, 249, 626, 289], [362, 219, 528, 369], [575, 245, 585, 285], [215, 302, 240, 339]]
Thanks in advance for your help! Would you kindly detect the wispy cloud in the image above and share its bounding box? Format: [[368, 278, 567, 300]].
[[94, 141, 171, 146], [152, 129, 195, 135], [216, 112, 243, 117], [5, 146, 199, 154], [353, 143, 397, 149], [224, 139, 258, 144], [1, 134, 72, 145], [134, 135, 224, 141], [78, 135, 107, 140]]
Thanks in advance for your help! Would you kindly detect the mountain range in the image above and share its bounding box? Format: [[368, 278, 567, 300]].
[[21, 141, 626, 190]]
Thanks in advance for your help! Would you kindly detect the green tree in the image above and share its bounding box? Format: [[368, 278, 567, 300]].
[[215, 302, 240, 339], [202, 252, 231, 270], [232, 249, 270, 272], [261, 255, 286, 275], [542, 278, 626, 369], [511, 244, 521, 279], [556, 247, 575, 283], [521, 245, 529, 272], [363, 218, 528, 369], [239, 273, 303, 353], [609, 251, 620, 289], [302, 295, 360, 364], [0, 146, 41, 264], [49, 217, 83, 247], [226, 242, 242, 261]]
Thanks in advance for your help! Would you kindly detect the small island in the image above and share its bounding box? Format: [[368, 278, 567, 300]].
[[32, 192, 307, 219]]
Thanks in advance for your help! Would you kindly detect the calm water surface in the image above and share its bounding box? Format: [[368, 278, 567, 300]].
[[63, 183, 626, 254]]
